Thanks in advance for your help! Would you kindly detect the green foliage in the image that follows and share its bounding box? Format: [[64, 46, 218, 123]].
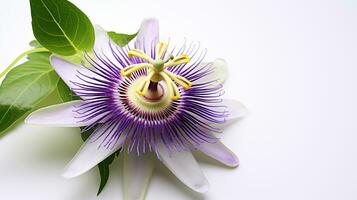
[[57, 79, 80, 102], [60, 51, 87, 65], [108, 31, 137, 47], [0, 52, 59, 135], [97, 153, 116, 195], [29, 40, 42, 48], [30, 0, 95, 56]]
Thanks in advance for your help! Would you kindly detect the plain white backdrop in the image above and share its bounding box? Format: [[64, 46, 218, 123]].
[[0, 0, 356, 199]]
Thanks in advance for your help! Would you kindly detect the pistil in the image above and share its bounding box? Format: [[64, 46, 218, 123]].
[[144, 81, 164, 101]]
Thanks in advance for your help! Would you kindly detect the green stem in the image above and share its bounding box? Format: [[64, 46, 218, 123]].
[[0, 48, 48, 78]]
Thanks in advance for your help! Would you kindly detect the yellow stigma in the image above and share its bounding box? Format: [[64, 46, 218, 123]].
[[122, 41, 193, 100]]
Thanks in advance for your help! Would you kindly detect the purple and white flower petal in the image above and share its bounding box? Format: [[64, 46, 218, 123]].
[[62, 124, 124, 178], [50, 56, 99, 92], [123, 152, 154, 200], [135, 19, 159, 57], [223, 99, 248, 121], [157, 146, 209, 193], [93, 25, 112, 54], [25, 101, 91, 127], [196, 141, 239, 167], [195, 58, 228, 86]]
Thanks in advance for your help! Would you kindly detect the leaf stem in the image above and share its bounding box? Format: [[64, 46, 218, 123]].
[[0, 48, 48, 78]]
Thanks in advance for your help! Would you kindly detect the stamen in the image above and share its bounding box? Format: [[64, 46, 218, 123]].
[[121, 63, 153, 77], [160, 72, 181, 100], [156, 41, 169, 59], [165, 70, 192, 90], [170, 81, 181, 100], [128, 49, 155, 63], [164, 54, 190, 68], [124, 41, 193, 100]]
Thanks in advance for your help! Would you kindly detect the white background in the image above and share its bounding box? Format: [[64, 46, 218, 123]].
[[0, 0, 356, 199]]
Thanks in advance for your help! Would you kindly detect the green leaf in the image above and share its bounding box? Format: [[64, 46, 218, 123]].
[[60, 50, 96, 65], [97, 153, 116, 195], [108, 31, 137, 47], [0, 52, 60, 135], [29, 40, 43, 48], [60, 52, 85, 65], [30, 0, 95, 56], [96, 147, 121, 195], [57, 79, 81, 102]]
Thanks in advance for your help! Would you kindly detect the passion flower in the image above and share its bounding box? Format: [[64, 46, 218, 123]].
[[25, 19, 247, 200]]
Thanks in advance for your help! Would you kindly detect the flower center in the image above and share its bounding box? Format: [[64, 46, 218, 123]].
[[152, 55, 174, 73], [120, 41, 193, 100], [142, 81, 164, 101], [126, 77, 172, 112]]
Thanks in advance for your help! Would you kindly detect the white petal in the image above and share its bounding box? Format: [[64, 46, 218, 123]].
[[157, 147, 209, 193], [135, 19, 159, 57], [123, 153, 154, 200], [62, 125, 123, 178], [93, 25, 111, 54], [50, 55, 96, 90], [195, 58, 228, 86], [224, 99, 247, 121], [207, 99, 247, 130], [25, 100, 93, 127], [196, 141, 239, 167]]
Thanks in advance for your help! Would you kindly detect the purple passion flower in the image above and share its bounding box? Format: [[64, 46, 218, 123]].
[[25, 19, 247, 200]]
